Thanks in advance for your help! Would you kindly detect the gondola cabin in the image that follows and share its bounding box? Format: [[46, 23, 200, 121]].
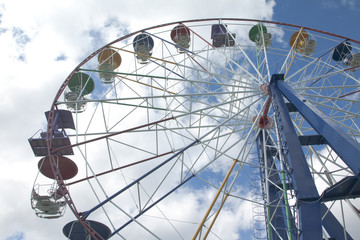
[[31, 184, 67, 219], [133, 33, 154, 64], [98, 48, 121, 83], [289, 30, 316, 56], [348, 53, 360, 71], [332, 41, 360, 71], [249, 23, 272, 47], [64, 72, 95, 112], [332, 42, 352, 62], [170, 24, 191, 52], [211, 24, 236, 48]]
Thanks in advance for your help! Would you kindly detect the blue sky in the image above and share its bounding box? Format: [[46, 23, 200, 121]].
[[6, 232, 23, 240], [273, 0, 360, 41], [0, 0, 359, 239]]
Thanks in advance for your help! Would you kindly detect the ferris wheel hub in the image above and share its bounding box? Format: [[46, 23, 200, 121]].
[[253, 115, 273, 129], [260, 83, 270, 95]]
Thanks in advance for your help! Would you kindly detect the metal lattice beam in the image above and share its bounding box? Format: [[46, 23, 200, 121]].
[[270, 74, 322, 239]]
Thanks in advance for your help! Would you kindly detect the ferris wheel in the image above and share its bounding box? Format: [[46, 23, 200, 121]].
[[28, 18, 360, 239]]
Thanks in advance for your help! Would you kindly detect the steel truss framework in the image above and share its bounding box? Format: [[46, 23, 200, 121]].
[[264, 74, 359, 239], [28, 19, 360, 239]]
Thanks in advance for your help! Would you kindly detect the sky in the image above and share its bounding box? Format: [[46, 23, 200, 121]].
[[0, 0, 360, 239]]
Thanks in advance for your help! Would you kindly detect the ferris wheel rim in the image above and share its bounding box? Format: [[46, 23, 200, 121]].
[[35, 18, 360, 239], [45, 18, 360, 157]]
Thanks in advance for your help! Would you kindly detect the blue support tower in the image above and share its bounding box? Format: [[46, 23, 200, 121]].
[[269, 73, 358, 240], [270, 74, 322, 239]]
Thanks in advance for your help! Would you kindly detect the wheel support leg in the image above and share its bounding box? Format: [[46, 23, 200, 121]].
[[274, 74, 360, 175], [270, 74, 322, 239]]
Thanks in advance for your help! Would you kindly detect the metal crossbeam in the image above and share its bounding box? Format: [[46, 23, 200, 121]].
[[298, 135, 327, 146], [275, 75, 360, 175]]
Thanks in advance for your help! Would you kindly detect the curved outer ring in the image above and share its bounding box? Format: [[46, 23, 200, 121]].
[[44, 18, 360, 238]]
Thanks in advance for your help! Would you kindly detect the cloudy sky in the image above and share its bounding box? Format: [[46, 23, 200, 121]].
[[1, 0, 360, 239]]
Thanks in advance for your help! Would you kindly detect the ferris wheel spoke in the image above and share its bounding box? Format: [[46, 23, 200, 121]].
[[29, 19, 360, 239]]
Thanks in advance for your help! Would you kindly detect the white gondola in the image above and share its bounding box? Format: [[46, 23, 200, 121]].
[[31, 184, 66, 219]]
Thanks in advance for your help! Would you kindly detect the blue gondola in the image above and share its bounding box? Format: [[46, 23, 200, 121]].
[[133, 33, 154, 64]]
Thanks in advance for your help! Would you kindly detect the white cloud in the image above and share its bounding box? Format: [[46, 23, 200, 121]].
[[324, 0, 360, 10], [341, 0, 360, 9], [323, 0, 339, 9], [0, 0, 278, 239]]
